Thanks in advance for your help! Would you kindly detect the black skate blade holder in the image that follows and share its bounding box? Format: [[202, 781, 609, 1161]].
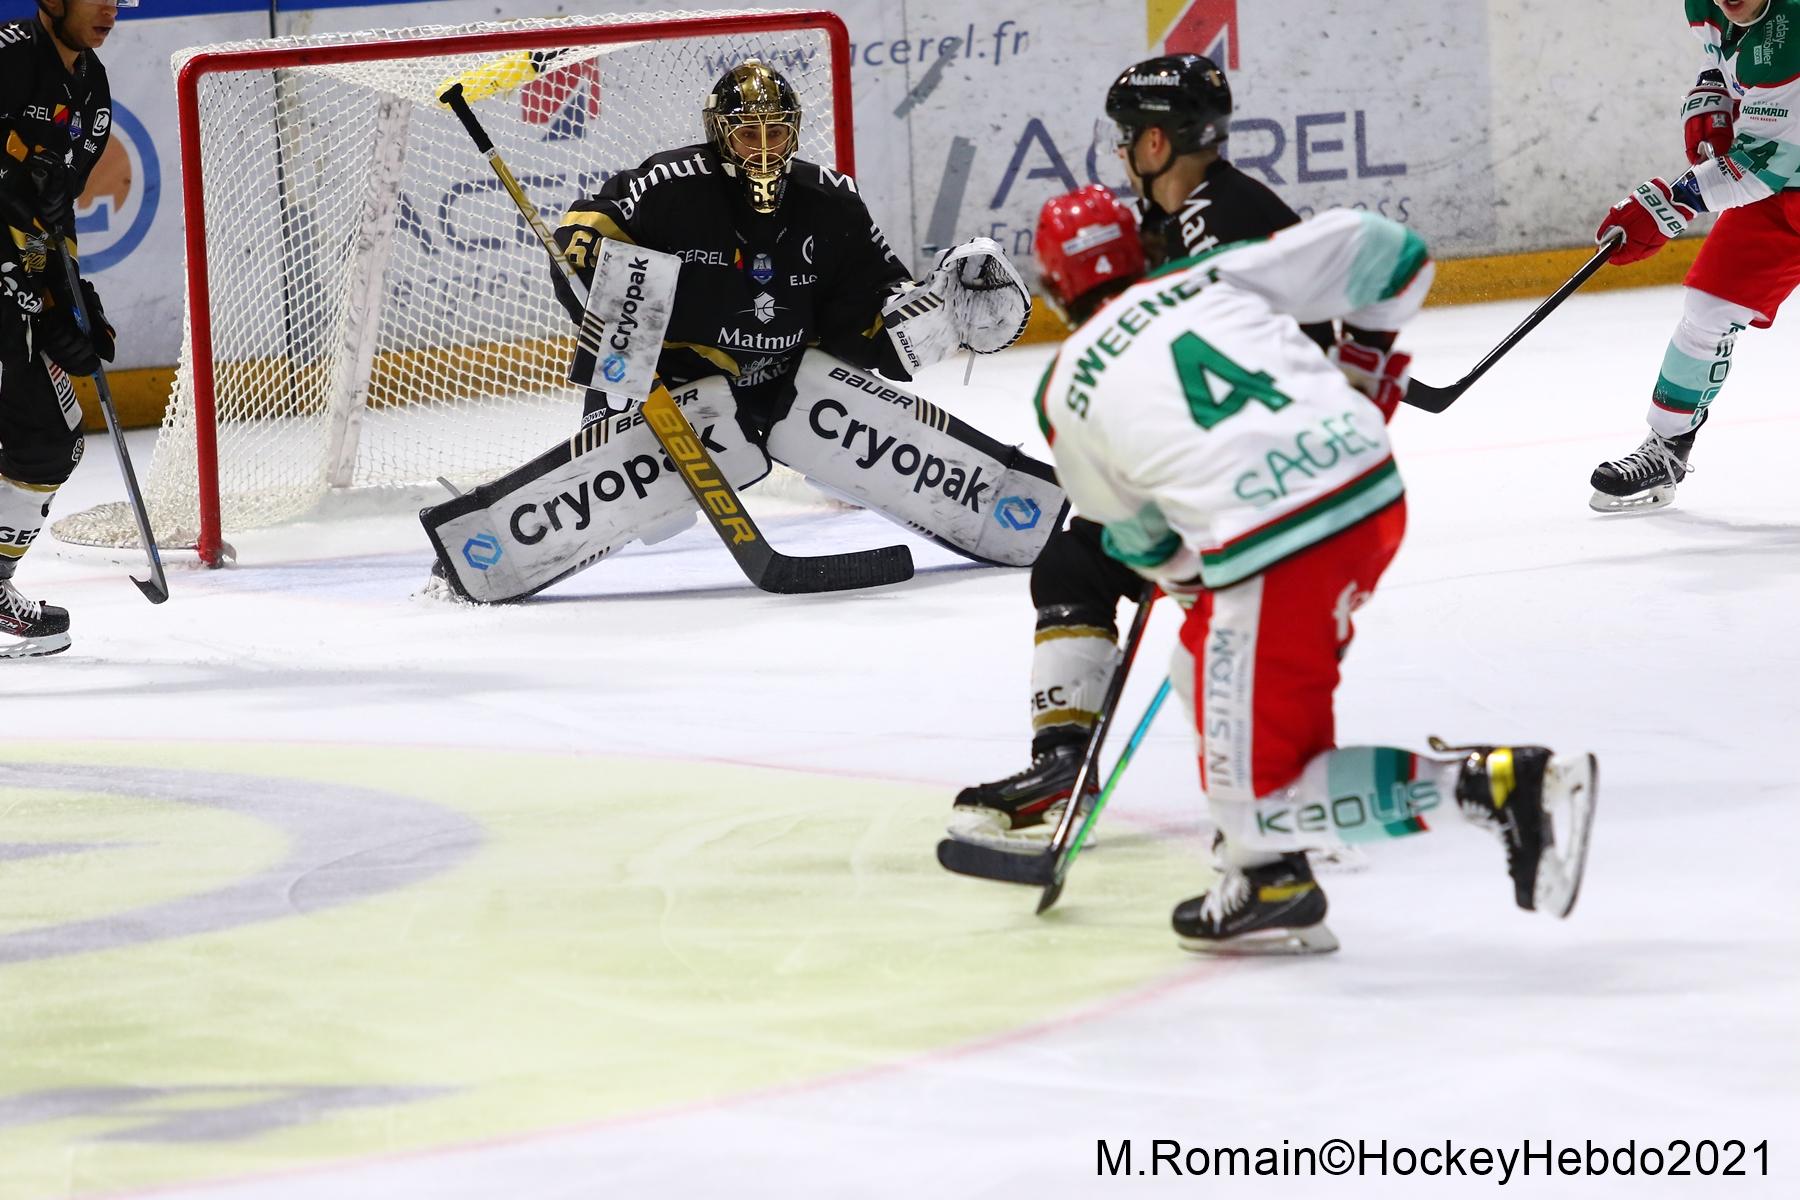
[[1403, 229, 1623, 414]]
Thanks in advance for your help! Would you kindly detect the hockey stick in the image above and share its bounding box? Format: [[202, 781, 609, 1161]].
[[440, 83, 914, 594], [1402, 228, 1625, 414], [937, 584, 1160, 910], [47, 239, 168, 604]]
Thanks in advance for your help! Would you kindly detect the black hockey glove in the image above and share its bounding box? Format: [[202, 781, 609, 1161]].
[[78, 279, 114, 361], [33, 305, 101, 377], [23, 151, 75, 237], [40, 259, 113, 363]]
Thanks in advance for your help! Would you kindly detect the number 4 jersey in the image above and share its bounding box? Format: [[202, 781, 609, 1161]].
[[1035, 209, 1434, 590]]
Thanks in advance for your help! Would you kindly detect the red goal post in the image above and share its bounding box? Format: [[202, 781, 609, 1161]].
[[52, 10, 854, 566]]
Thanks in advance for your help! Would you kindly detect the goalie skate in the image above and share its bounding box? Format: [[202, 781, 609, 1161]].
[[1441, 741, 1598, 918], [946, 743, 1098, 851]]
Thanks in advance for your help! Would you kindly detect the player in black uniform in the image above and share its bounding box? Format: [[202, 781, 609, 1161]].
[[422, 60, 1047, 600], [948, 54, 1410, 848], [0, 1, 120, 658], [550, 60, 1024, 443]]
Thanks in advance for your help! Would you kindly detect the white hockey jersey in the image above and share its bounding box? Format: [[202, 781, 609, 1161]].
[[1037, 209, 1433, 589], [1685, 0, 1800, 210]]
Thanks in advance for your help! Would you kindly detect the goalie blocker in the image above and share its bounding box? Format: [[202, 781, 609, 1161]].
[[421, 379, 770, 603], [767, 352, 1068, 567]]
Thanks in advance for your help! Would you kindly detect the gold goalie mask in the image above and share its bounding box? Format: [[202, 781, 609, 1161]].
[[703, 60, 801, 214]]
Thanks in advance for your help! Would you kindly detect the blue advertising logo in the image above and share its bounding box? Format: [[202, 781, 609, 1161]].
[[462, 533, 504, 570], [994, 496, 1041, 531], [601, 354, 628, 383], [75, 100, 159, 274]]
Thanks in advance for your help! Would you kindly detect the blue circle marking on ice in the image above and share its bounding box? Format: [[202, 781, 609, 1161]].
[[0, 763, 482, 965]]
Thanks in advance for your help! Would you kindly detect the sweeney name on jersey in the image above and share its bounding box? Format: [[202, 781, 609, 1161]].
[[1040, 210, 1430, 589]]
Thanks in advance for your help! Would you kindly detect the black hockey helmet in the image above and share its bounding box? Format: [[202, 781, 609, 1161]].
[[1104, 54, 1232, 155], [704, 59, 802, 214]]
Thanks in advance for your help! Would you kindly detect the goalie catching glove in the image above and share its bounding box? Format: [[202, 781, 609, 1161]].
[[882, 237, 1031, 374]]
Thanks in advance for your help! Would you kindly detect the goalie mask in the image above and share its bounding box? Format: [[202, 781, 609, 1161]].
[[704, 60, 801, 215], [1034, 185, 1145, 327]]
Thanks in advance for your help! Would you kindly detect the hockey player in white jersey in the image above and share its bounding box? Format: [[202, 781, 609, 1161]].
[[1039, 209, 1598, 953], [1588, 0, 1800, 510]]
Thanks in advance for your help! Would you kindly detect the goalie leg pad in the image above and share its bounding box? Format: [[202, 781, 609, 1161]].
[[421, 378, 770, 602], [766, 352, 1069, 568]]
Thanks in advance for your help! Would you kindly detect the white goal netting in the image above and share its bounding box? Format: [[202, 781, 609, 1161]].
[[54, 11, 845, 559]]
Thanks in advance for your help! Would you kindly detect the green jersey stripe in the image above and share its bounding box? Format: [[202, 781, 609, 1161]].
[[1200, 460, 1403, 586]]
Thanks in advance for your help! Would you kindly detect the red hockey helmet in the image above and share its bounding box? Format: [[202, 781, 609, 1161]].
[[1034, 185, 1145, 324]]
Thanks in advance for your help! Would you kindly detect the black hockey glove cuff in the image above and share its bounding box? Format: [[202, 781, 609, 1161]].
[[33, 305, 101, 377], [5, 151, 76, 238]]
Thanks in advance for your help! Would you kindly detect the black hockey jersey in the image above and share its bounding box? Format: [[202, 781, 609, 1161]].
[[553, 145, 913, 432], [1139, 159, 1301, 266], [0, 20, 111, 349], [1141, 159, 1331, 350]]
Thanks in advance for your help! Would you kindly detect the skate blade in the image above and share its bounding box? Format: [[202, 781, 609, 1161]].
[[1589, 486, 1673, 514], [944, 804, 1095, 854], [1533, 753, 1598, 919], [0, 633, 71, 659], [1177, 922, 1340, 957]]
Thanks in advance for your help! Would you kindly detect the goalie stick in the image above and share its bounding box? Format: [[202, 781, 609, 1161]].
[[439, 82, 914, 595], [1402, 229, 1625, 414], [937, 584, 1161, 913]]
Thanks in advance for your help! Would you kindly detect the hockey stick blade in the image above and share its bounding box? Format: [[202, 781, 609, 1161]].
[[1400, 230, 1624, 414], [754, 543, 913, 593], [1400, 378, 1463, 413], [640, 387, 915, 595], [936, 838, 1056, 886]]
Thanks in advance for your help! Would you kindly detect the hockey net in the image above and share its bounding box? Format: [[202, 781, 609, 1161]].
[[53, 10, 852, 564]]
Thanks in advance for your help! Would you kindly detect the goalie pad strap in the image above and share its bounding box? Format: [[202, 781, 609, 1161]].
[[421, 378, 770, 603], [765, 352, 1068, 568]]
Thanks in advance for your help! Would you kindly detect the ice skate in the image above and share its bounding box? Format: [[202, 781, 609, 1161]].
[[947, 743, 1098, 851], [0, 577, 71, 659], [1440, 741, 1597, 918], [1589, 416, 1703, 512], [1173, 852, 1340, 956]]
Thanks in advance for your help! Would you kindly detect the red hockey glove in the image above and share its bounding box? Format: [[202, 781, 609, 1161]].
[[1330, 340, 1412, 422], [1682, 69, 1737, 165], [1596, 179, 1695, 266]]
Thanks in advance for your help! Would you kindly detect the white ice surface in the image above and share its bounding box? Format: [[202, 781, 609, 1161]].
[[14, 285, 1800, 1197]]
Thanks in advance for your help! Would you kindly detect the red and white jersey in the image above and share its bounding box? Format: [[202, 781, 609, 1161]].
[[1036, 209, 1433, 589]]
